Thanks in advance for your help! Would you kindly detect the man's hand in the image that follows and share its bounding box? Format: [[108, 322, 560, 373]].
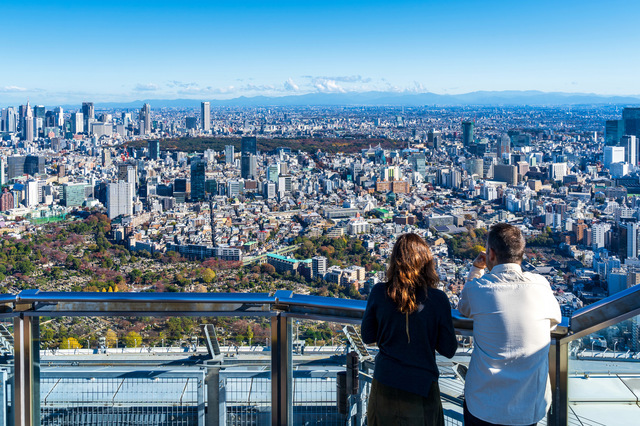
[[472, 252, 487, 269]]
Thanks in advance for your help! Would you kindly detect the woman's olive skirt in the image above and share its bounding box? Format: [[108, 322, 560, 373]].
[[367, 378, 444, 426]]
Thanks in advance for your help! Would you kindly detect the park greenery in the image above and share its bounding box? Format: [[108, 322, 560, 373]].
[[445, 228, 488, 260], [126, 136, 403, 155]]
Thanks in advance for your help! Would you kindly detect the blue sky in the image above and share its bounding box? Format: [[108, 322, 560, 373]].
[[1, 0, 639, 105]]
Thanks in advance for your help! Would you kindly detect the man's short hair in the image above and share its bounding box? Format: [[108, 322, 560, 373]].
[[487, 223, 526, 264]]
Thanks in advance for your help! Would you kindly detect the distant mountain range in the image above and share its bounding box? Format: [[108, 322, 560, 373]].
[[60, 90, 640, 109]]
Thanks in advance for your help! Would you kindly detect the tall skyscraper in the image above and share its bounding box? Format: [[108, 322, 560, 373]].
[[201, 102, 210, 132], [190, 158, 206, 202], [82, 102, 94, 131], [23, 102, 34, 142], [71, 112, 84, 134], [225, 145, 235, 165], [605, 120, 624, 146], [107, 182, 134, 219], [148, 140, 160, 160], [241, 153, 257, 180], [623, 107, 640, 138], [497, 134, 511, 157], [53, 107, 64, 127], [462, 121, 474, 146], [1, 107, 17, 133], [140, 103, 151, 135], [623, 135, 638, 166], [241, 136, 257, 155]]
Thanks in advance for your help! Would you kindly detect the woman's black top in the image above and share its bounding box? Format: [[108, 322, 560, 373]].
[[361, 282, 457, 399]]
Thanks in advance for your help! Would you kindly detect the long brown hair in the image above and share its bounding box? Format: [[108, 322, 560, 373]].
[[386, 233, 439, 314]]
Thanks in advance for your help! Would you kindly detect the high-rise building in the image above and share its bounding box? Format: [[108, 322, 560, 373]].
[[22, 101, 34, 142], [605, 120, 624, 146], [201, 102, 210, 132], [190, 158, 206, 202], [278, 175, 292, 195], [33, 105, 45, 120], [592, 223, 611, 250], [82, 102, 94, 132], [462, 121, 474, 147], [497, 134, 511, 157], [25, 180, 40, 207], [27, 155, 43, 176], [185, 117, 198, 130], [493, 164, 517, 185], [63, 183, 87, 207], [241, 153, 257, 180], [107, 182, 134, 219], [623, 135, 638, 166], [411, 154, 427, 176], [140, 103, 151, 135], [267, 164, 280, 182], [241, 136, 257, 155], [117, 163, 137, 189], [53, 107, 64, 127], [549, 163, 568, 181], [427, 129, 442, 148], [604, 146, 626, 168], [148, 140, 160, 160], [1, 107, 17, 133], [312, 256, 327, 278], [227, 180, 242, 197], [263, 181, 276, 199], [71, 112, 84, 134], [225, 145, 235, 165], [466, 158, 484, 178], [623, 107, 640, 138], [0, 189, 14, 211]]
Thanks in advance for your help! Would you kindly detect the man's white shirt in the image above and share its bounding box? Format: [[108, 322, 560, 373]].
[[459, 263, 562, 425]]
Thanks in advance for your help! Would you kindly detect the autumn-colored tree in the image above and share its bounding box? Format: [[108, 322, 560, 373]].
[[201, 268, 216, 283], [124, 331, 142, 348], [60, 337, 82, 349], [247, 325, 254, 346], [105, 329, 118, 348]]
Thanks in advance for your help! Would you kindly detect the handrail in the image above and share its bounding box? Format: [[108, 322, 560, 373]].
[[6, 284, 640, 340], [17, 289, 276, 305], [562, 283, 640, 342]]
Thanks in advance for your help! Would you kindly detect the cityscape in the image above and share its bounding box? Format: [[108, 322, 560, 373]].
[[2, 0, 640, 424]]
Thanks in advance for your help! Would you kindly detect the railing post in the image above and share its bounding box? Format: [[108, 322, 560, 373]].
[[548, 338, 568, 426], [205, 365, 221, 426], [14, 314, 39, 426], [271, 313, 292, 426]]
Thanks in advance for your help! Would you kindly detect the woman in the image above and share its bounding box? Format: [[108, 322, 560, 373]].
[[361, 233, 457, 425]]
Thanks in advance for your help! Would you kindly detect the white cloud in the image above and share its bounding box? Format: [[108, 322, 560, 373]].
[[133, 83, 158, 92], [313, 78, 346, 93], [0, 86, 28, 92], [284, 78, 299, 91]]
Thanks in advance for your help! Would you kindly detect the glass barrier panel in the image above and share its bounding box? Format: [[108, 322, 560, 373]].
[[0, 318, 13, 426], [37, 315, 272, 426], [567, 313, 640, 425]]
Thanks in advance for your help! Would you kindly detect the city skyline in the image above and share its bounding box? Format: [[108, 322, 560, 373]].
[[2, 0, 640, 105]]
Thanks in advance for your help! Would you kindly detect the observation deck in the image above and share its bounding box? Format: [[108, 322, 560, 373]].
[[0, 285, 637, 425]]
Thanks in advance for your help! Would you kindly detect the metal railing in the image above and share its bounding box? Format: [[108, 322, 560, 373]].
[[0, 284, 637, 425]]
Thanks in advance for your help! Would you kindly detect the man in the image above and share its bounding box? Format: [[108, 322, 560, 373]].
[[458, 223, 561, 426]]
